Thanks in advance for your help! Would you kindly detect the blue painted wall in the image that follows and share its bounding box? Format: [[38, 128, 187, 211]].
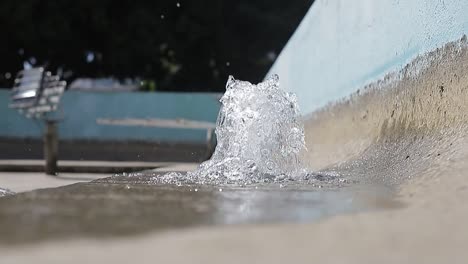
[[0, 90, 221, 143], [268, 0, 468, 114]]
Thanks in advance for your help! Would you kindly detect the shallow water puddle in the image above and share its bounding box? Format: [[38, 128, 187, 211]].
[[0, 174, 401, 245]]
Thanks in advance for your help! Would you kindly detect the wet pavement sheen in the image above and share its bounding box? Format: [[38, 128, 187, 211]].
[[0, 173, 401, 245]]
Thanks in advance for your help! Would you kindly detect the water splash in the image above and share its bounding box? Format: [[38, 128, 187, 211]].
[[152, 75, 329, 186], [0, 188, 15, 197]]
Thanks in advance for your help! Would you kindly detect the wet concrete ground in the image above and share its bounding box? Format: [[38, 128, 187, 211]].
[[0, 172, 400, 245]]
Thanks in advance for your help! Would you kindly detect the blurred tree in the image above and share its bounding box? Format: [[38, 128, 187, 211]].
[[0, 0, 313, 92]]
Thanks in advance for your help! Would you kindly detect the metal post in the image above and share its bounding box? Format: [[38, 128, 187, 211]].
[[44, 120, 58, 175]]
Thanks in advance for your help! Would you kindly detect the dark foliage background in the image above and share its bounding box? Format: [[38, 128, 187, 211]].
[[0, 0, 313, 92]]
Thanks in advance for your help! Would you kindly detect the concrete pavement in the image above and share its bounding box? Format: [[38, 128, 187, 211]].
[[0, 162, 198, 193]]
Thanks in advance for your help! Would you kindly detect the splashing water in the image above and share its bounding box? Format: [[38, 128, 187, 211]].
[[0, 188, 15, 197], [153, 75, 322, 186]]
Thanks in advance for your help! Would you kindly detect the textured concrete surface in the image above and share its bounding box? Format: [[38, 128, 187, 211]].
[[0, 163, 198, 193], [0, 172, 103, 193]]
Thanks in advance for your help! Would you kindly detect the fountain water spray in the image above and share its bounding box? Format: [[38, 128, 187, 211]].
[[157, 75, 310, 185]]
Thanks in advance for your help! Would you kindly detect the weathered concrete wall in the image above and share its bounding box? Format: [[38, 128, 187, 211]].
[[268, 0, 468, 114], [302, 38, 468, 186], [0, 91, 220, 143]]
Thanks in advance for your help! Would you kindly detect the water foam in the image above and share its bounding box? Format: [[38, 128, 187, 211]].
[[151, 75, 340, 186], [0, 188, 15, 197]]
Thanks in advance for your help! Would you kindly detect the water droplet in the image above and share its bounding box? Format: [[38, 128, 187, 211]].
[[267, 161, 274, 171], [85, 51, 95, 63], [226, 75, 236, 89]]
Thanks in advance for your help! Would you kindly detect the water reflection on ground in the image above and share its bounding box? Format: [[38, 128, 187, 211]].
[[0, 174, 402, 245]]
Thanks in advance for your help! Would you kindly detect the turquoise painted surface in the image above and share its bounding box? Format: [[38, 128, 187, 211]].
[[268, 0, 468, 114], [0, 90, 221, 143]]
